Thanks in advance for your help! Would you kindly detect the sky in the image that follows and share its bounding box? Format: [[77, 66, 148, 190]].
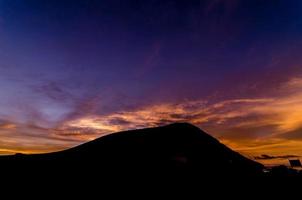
[[1, 0, 302, 165]]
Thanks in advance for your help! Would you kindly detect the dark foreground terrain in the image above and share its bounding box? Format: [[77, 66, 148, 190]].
[[0, 123, 301, 189], [0, 123, 263, 175]]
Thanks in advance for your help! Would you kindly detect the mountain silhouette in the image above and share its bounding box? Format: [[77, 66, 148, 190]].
[[0, 123, 263, 178]]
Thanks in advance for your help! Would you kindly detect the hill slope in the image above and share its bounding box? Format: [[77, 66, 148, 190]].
[[0, 123, 263, 177]]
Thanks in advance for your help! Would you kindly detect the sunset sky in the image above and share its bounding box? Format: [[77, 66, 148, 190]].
[[1, 0, 302, 165]]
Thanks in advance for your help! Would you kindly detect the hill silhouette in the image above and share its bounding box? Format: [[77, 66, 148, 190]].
[[0, 123, 263, 178]]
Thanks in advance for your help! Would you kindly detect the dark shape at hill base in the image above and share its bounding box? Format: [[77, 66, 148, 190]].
[[0, 123, 264, 179]]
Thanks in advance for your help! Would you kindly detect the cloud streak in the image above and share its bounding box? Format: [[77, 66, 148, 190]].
[[254, 154, 299, 160], [2, 77, 302, 167], [57, 77, 302, 165]]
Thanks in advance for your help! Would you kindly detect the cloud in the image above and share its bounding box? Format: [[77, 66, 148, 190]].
[[278, 127, 302, 141], [33, 81, 73, 102], [53, 77, 302, 164], [254, 154, 299, 160], [3, 76, 302, 162], [0, 121, 83, 154], [282, 77, 302, 91], [62, 101, 208, 133], [0, 120, 16, 130], [60, 87, 301, 142], [62, 97, 275, 140]]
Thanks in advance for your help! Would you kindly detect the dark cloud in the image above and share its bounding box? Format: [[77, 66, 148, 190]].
[[169, 113, 202, 121], [209, 125, 279, 141], [62, 96, 100, 121], [108, 117, 131, 126], [33, 81, 74, 102], [254, 154, 299, 160], [153, 119, 179, 127], [280, 128, 302, 140], [0, 120, 16, 129]]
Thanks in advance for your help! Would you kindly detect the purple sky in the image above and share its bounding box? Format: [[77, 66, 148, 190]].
[[1, 0, 302, 165]]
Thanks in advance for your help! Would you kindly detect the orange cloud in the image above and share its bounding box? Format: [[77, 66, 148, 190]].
[[62, 98, 277, 139], [0, 121, 16, 130], [59, 77, 302, 165], [2, 77, 302, 167]]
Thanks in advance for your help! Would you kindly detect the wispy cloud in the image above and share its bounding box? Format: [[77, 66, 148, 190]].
[[61, 89, 300, 141], [57, 77, 302, 164], [33, 81, 73, 102], [3, 77, 302, 164], [0, 120, 16, 129]]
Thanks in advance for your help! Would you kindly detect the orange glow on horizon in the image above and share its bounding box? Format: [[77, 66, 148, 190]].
[[2, 77, 302, 166]]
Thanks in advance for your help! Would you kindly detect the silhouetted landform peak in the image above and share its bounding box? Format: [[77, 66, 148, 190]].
[[0, 123, 264, 178]]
